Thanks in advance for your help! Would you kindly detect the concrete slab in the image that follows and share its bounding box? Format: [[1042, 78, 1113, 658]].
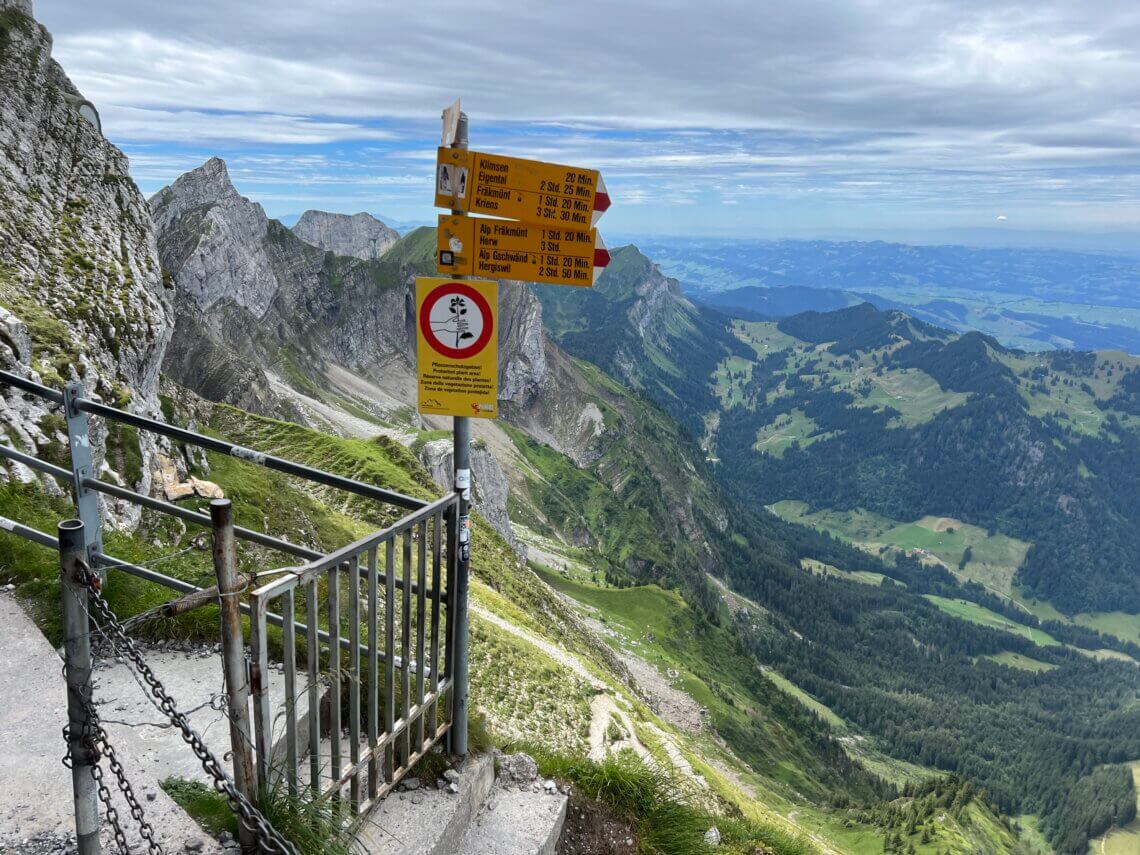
[[456, 787, 568, 855], [0, 592, 75, 847], [355, 753, 494, 855], [0, 591, 220, 853]]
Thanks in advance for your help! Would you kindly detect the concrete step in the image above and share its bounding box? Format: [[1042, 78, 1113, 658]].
[[354, 753, 495, 855], [455, 786, 568, 855]]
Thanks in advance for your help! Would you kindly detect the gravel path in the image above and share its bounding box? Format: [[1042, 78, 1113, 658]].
[[472, 603, 713, 793]]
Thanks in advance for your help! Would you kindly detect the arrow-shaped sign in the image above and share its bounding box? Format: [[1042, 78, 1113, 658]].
[[594, 239, 611, 269], [437, 215, 610, 287], [594, 175, 611, 218], [436, 147, 610, 228]]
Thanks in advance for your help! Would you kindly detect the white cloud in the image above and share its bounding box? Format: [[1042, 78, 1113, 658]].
[[100, 105, 396, 144], [30, 0, 1139, 231]]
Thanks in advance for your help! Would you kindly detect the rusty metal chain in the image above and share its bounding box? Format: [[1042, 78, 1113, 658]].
[[90, 755, 133, 854], [75, 561, 300, 855]]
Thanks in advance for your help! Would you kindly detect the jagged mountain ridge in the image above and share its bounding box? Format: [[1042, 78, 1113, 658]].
[[149, 158, 735, 575]]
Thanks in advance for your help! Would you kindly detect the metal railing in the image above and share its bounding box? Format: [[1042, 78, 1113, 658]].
[[0, 368, 463, 820]]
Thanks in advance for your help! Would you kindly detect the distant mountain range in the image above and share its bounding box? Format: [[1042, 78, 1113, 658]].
[[630, 236, 1140, 354]]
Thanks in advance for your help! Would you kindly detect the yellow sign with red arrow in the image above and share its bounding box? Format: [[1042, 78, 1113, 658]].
[[436, 215, 609, 287]]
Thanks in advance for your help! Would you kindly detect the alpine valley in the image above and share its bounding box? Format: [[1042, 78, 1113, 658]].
[[1, 6, 1139, 854]]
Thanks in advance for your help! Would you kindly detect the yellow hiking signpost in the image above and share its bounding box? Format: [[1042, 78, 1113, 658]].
[[415, 276, 498, 419], [422, 105, 614, 421], [419, 100, 613, 758], [435, 147, 612, 228], [436, 214, 610, 287]]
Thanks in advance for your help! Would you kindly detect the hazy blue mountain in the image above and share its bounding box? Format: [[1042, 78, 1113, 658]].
[[633, 236, 1140, 354]]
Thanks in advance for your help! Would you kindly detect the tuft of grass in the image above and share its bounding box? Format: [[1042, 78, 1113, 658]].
[[161, 778, 239, 838], [163, 775, 357, 855], [518, 746, 814, 855], [257, 780, 355, 855]]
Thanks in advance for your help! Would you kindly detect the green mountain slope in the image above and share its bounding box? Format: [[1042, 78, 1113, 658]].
[[713, 304, 1140, 616], [533, 273, 1140, 854], [537, 245, 752, 436]]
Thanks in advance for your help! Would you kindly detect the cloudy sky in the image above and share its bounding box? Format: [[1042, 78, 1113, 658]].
[[37, 0, 1140, 241]]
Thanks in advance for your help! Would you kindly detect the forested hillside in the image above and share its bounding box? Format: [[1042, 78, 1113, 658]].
[[712, 304, 1140, 615]]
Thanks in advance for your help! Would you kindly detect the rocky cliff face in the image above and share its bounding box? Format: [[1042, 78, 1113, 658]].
[[0, 1, 172, 515], [498, 281, 548, 410], [292, 210, 399, 261], [626, 253, 689, 340], [418, 438, 521, 554], [150, 158, 282, 317]]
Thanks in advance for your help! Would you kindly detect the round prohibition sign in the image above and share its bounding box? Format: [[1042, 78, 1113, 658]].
[[419, 281, 495, 360]]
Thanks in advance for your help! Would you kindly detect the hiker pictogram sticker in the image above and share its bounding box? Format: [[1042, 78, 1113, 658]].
[[416, 277, 498, 419]]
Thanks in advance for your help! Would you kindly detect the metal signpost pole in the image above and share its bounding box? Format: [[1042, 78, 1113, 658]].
[[59, 518, 102, 855], [209, 499, 258, 853], [447, 107, 472, 757]]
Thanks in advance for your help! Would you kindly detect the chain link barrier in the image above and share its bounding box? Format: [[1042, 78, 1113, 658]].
[[64, 561, 299, 855]]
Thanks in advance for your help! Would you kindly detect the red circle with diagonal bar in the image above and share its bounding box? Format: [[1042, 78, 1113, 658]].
[[419, 281, 495, 360]]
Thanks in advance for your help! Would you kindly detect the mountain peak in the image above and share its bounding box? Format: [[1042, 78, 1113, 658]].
[[148, 156, 253, 229], [292, 210, 399, 260], [164, 156, 235, 199], [198, 155, 230, 180], [596, 244, 684, 302], [149, 158, 283, 316]]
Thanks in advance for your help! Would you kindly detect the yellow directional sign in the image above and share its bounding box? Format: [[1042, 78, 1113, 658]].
[[435, 148, 611, 228], [436, 215, 609, 287], [416, 277, 498, 419]]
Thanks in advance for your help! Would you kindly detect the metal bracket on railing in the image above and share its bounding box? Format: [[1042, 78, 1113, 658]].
[[62, 383, 104, 573]]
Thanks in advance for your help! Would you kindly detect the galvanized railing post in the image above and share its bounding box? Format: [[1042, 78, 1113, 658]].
[[210, 499, 258, 853], [62, 383, 104, 580], [59, 519, 101, 855]]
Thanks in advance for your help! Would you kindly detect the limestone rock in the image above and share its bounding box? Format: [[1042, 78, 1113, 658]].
[[497, 281, 547, 409], [498, 752, 539, 787], [156, 454, 223, 501], [187, 477, 224, 500], [0, 2, 172, 524], [419, 438, 521, 554], [292, 210, 399, 261]]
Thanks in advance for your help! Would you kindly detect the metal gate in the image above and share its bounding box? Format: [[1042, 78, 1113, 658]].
[[249, 494, 456, 811]]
